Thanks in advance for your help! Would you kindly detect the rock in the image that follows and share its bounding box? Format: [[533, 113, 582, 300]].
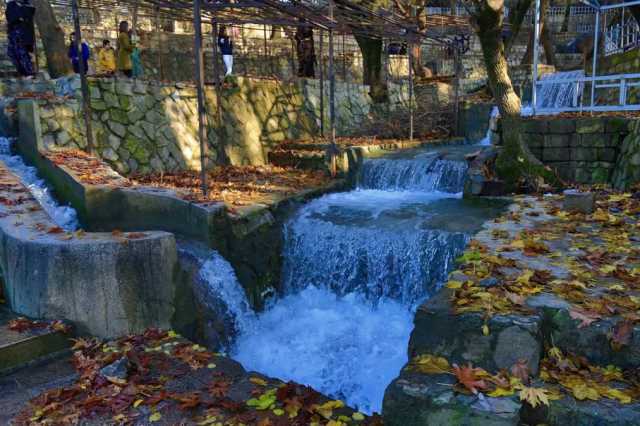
[[562, 190, 595, 214], [56, 130, 71, 146], [150, 156, 165, 172], [116, 81, 134, 96], [526, 293, 571, 310], [104, 91, 119, 109], [108, 134, 121, 151], [102, 148, 119, 162], [479, 277, 499, 288], [108, 121, 127, 138], [100, 357, 129, 381]]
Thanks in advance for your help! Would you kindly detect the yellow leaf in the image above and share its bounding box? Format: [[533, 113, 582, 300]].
[[133, 399, 144, 408], [487, 387, 515, 397], [548, 347, 562, 360], [167, 330, 178, 338], [250, 377, 268, 386], [352, 412, 365, 421], [519, 387, 550, 408], [600, 265, 618, 275], [510, 239, 525, 249], [447, 280, 463, 289], [207, 363, 217, 369], [516, 270, 534, 285], [482, 324, 490, 336], [571, 383, 600, 401], [149, 412, 162, 422], [603, 388, 632, 404], [113, 414, 126, 422], [409, 354, 451, 374], [273, 408, 285, 416]]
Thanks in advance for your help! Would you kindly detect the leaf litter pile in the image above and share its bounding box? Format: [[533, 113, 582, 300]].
[[46, 149, 130, 187], [16, 330, 380, 425], [130, 166, 331, 206], [416, 189, 640, 409]]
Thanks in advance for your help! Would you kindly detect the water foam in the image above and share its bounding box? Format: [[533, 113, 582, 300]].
[[0, 137, 78, 230]]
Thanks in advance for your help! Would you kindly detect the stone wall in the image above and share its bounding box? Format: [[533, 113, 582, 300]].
[[33, 75, 408, 174], [505, 116, 637, 187], [612, 120, 640, 190]]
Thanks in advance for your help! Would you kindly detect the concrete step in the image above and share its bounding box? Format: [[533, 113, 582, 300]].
[[0, 306, 73, 375], [268, 148, 327, 170]]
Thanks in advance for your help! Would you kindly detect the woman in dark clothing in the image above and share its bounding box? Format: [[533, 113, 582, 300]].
[[5, 0, 36, 77]]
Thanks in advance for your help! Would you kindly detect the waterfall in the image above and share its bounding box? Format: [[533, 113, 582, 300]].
[[479, 106, 499, 146], [196, 250, 254, 335], [0, 137, 78, 230], [359, 153, 467, 193], [233, 153, 481, 414], [536, 70, 584, 110]]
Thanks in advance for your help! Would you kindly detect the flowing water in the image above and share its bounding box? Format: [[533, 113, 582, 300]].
[[226, 146, 506, 413], [0, 137, 78, 230]]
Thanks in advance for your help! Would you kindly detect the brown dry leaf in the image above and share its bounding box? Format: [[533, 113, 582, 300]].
[[510, 359, 531, 385], [452, 363, 488, 395], [569, 308, 601, 328], [610, 320, 634, 350]]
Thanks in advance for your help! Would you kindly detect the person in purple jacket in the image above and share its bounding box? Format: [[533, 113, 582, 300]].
[[5, 0, 36, 78]]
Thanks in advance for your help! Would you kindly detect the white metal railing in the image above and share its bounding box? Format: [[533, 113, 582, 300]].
[[604, 18, 640, 56], [534, 72, 640, 114]]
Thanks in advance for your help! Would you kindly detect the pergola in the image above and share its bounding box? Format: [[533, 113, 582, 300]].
[[63, 0, 471, 193], [531, 0, 640, 114]]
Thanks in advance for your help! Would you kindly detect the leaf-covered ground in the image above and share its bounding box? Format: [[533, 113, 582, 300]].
[[46, 149, 334, 207], [413, 189, 640, 409], [14, 330, 381, 426]]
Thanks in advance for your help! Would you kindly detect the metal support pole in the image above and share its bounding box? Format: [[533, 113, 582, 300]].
[[155, 7, 163, 81], [193, 0, 208, 196], [532, 0, 541, 115], [263, 25, 269, 76], [319, 29, 325, 137], [342, 33, 347, 81], [453, 48, 461, 137], [408, 40, 414, 141], [71, 0, 94, 155], [590, 10, 600, 110], [328, 1, 337, 176], [212, 21, 226, 165]]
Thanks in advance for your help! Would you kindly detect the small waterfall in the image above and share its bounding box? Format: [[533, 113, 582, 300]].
[[536, 70, 584, 110], [360, 154, 467, 193], [479, 106, 499, 146], [0, 137, 78, 230], [282, 196, 468, 306], [195, 250, 254, 338], [233, 154, 476, 413]]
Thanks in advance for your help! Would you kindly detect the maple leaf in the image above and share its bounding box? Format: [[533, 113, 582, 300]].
[[610, 320, 634, 350], [208, 379, 231, 398], [569, 308, 601, 328], [510, 359, 531, 384], [519, 386, 550, 408], [452, 363, 488, 394]]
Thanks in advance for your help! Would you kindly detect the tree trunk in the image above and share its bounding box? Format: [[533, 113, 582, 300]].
[[471, 0, 559, 190], [33, 0, 72, 77], [354, 35, 388, 103], [505, 0, 533, 55]]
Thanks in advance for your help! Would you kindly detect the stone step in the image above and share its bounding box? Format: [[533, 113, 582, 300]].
[[0, 306, 73, 375]]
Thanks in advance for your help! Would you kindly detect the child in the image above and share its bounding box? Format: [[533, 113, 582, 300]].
[[97, 39, 116, 75]]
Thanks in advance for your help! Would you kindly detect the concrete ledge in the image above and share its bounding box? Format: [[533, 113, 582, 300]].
[[0, 160, 179, 339]]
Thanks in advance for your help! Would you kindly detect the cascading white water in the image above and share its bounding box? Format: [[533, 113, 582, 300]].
[[197, 250, 254, 335], [536, 70, 585, 110], [479, 106, 499, 146], [232, 149, 495, 414], [0, 137, 78, 230]]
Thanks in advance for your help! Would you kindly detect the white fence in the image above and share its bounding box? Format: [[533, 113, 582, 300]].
[[535, 72, 640, 114], [604, 18, 640, 56]]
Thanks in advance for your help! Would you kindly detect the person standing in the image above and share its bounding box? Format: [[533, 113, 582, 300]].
[[117, 21, 133, 77], [68, 32, 90, 74], [217, 26, 233, 77], [97, 39, 116, 75], [5, 0, 36, 78], [295, 25, 315, 78], [130, 31, 144, 78]]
